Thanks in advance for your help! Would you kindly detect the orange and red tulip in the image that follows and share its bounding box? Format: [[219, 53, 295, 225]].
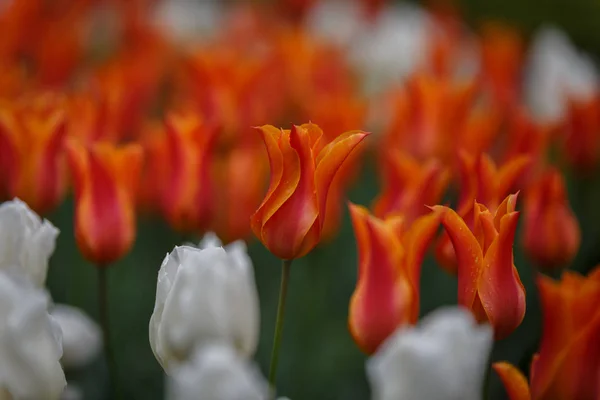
[[348, 203, 441, 354], [0, 95, 68, 214], [66, 140, 143, 265], [432, 193, 526, 339], [562, 94, 600, 173], [435, 152, 530, 274], [251, 123, 368, 260], [523, 167, 580, 270], [494, 267, 600, 400], [373, 150, 450, 222]]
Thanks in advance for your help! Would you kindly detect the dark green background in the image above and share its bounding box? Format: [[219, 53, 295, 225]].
[[45, 1, 600, 399]]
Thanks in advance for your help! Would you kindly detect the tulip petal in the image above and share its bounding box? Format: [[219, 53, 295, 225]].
[[479, 211, 525, 339], [493, 362, 531, 400]]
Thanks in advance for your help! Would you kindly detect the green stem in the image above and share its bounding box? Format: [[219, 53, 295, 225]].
[[98, 266, 118, 399], [268, 259, 293, 395], [482, 352, 493, 400]]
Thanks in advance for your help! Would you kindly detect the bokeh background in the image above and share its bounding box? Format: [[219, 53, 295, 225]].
[[3, 0, 599, 399]]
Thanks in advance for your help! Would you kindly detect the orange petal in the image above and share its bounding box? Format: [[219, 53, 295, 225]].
[[493, 362, 531, 400]]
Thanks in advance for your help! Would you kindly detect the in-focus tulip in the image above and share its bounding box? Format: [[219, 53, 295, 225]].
[[0, 271, 66, 400], [251, 123, 368, 260], [149, 233, 260, 371], [348, 204, 441, 354], [433, 193, 526, 339], [167, 343, 269, 400], [0, 98, 68, 214], [51, 304, 102, 369], [66, 141, 143, 265], [0, 198, 58, 287], [373, 150, 449, 222], [523, 167, 580, 270], [494, 267, 600, 400], [435, 152, 530, 274], [154, 112, 217, 233], [367, 306, 493, 400]]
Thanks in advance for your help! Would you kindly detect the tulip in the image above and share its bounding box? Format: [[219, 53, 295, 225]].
[[494, 267, 600, 400], [435, 152, 530, 274], [373, 150, 449, 222], [563, 94, 600, 173], [167, 343, 269, 400], [251, 123, 368, 260], [66, 140, 143, 265], [156, 111, 217, 233], [367, 306, 493, 400], [523, 167, 580, 270], [0, 198, 58, 287], [51, 304, 102, 369], [0, 97, 68, 214], [0, 271, 66, 400], [348, 204, 441, 354], [432, 193, 526, 339], [149, 233, 260, 371]]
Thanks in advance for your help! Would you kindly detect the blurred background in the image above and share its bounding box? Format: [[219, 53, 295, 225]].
[[2, 0, 600, 399]]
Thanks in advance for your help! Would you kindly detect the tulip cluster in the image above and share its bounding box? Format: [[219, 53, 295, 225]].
[[1, 0, 600, 399]]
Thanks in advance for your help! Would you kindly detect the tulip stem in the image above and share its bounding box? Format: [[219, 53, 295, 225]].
[[268, 259, 293, 395], [98, 267, 118, 399]]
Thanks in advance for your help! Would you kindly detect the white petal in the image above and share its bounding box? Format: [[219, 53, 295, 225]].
[[367, 306, 493, 400], [0, 271, 66, 399], [51, 305, 102, 369], [169, 344, 269, 400]]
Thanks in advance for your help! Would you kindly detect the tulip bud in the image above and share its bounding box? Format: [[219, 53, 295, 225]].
[[367, 307, 493, 400], [66, 140, 143, 265], [251, 123, 368, 260], [51, 304, 102, 369], [0, 198, 58, 287], [523, 167, 580, 270], [433, 193, 526, 339], [167, 344, 269, 400], [348, 204, 441, 354], [149, 234, 260, 371], [0, 271, 66, 400]]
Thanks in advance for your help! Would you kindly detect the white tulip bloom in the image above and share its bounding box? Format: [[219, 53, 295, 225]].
[[153, 0, 223, 44], [149, 233, 260, 371], [0, 199, 59, 287], [305, 0, 367, 49], [525, 25, 598, 123], [0, 271, 66, 400], [167, 344, 269, 400], [51, 305, 102, 369], [367, 307, 493, 400]]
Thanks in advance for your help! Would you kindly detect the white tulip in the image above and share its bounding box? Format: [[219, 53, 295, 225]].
[[0, 199, 59, 287], [152, 0, 223, 44], [167, 343, 269, 400], [367, 306, 493, 400], [305, 0, 367, 49], [0, 271, 66, 400], [149, 233, 260, 371], [525, 25, 598, 123], [51, 305, 102, 369]]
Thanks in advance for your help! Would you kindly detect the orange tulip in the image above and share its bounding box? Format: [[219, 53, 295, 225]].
[[373, 150, 450, 222], [348, 204, 441, 354], [152, 111, 217, 233], [66, 140, 143, 265], [523, 167, 580, 270], [563, 94, 600, 173], [0, 95, 68, 214], [251, 123, 368, 260], [435, 152, 530, 274], [494, 267, 600, 400], [432, 193, 526, 339]]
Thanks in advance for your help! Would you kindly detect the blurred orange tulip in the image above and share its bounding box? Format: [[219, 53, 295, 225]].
[[373, 150, 449, 222], [66, 140, 143, 265], [563, 94, 600, 173], [523, 167, 580, 270], [251, 123, 368, 260], [348, 203, 441, 354], [494, 267, 600, 400], [0, 95, 68, 214], [433, 193, 526, 339]]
